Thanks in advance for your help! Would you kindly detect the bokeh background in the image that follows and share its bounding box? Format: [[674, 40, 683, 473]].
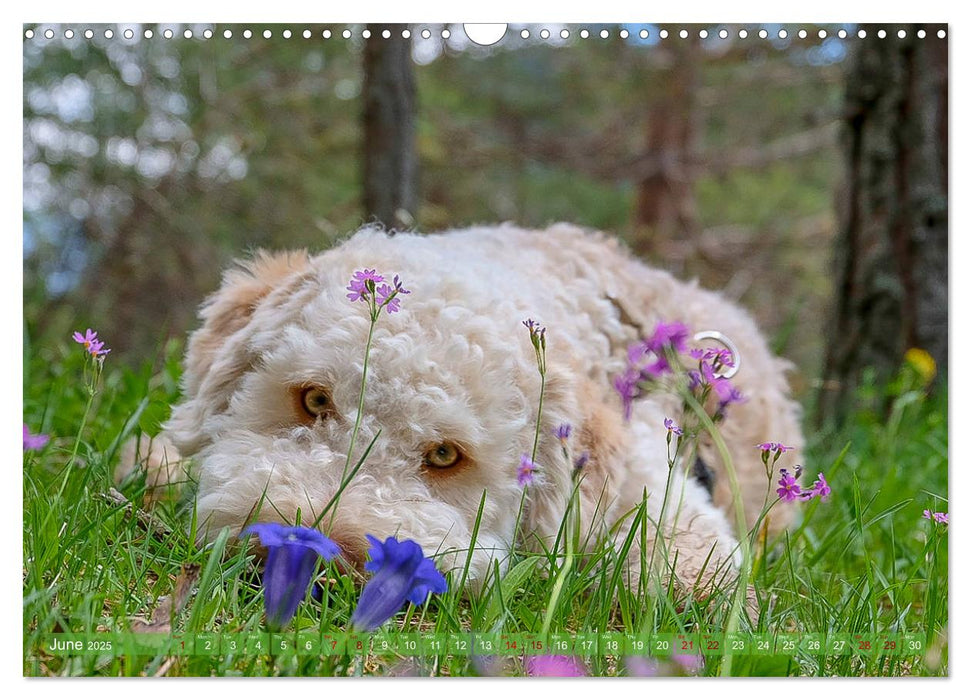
[[22, 23, 948, 423]]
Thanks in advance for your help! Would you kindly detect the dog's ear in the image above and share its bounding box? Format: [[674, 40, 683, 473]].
[[166, 250, 311, 454]]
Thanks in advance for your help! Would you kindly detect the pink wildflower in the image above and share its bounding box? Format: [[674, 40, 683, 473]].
[[690, 346, 735, 368], [701, 360, 743, 408], [23, 424, 50, 451], [672, 653, 705, 675], [518, 454, 538, 487], [374, 284, 400, 313], [664, 417, 683, 435], [72, 328, 110, 357], [624, 656, 660, 677], [72, 328, 97, 347], [758, 442, 794, 454], [776, 468, 802, 502], [626, 321, 689, 378], [800, 472, 831, 502], [646, 321, 690, 354], [522, 318, 547, 348], [375, 275, 411, 313], [346, 269, 384, 302], [524, 655, 586, 677], [613, 368, 641, 421], [573, 451, 590, 473]]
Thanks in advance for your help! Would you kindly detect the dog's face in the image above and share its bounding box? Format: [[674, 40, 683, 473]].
[[166, 231, 580, 583]]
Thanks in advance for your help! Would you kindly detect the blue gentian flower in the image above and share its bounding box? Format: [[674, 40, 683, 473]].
[[241, 523, 341, 629], [350, 535, 448, 631]]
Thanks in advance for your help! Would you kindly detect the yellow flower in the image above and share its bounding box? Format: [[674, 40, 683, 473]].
[[904, 348, 937, 385]]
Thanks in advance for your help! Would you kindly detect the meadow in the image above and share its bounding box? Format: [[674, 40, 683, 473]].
[[22, 324, 948, 678], [21, 23, 949, 679]]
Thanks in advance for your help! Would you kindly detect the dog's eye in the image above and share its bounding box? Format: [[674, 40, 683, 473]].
[[300, 386, 333, 418], [424, 442, 463, 469]]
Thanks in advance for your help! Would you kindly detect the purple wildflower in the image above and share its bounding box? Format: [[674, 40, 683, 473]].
[[615, 321, 692, 421], [391, 274, 410, 295], [350, 536, 447, 632], [72, 328, 97, 347], [923, 509, 933, 520], [626, 346, 669, 378], [553, 423, 572, 441], [757, 442, 794, 454], [800, 472, 831, 502], [643, 355, 673, 378], [573, 451, 590, 473], [613, 368, 641, 421], [624, 656, 660, 677], [627, 341, 648, 366], [375, 284, 401, 313], [687, 369, 702, 390], [776, 468, 802, 502], [663, 417, 684, 436], [377, 275, 410, 313], [347, 270, 409, 314], [522, 319, 546, 338], [23, 424, 50, 451], [700, 360, 744, 410], [524, 655, 586, 677], [72, 328, 110, 357], [646, 321, 691, 354], [627, 341, 669, 375], [625, 322, 689, 380], [518, 454, 538, 487], [672, 653, 705, 675], [241, 523, 341, 629], [522, 318, 547, 348], [690, 347, 735, 368], [346, 269, 384, 302], [924, 510, 948, 525]]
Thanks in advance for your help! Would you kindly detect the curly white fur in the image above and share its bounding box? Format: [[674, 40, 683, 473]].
[[149, 223, 804, 593]]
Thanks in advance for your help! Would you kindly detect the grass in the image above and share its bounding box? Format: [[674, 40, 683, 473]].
[[22, 335, 948, 677]]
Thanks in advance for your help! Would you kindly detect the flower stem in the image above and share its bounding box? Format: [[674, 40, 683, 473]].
[[681, 390, 751, 678], [647, 438, 681, 581], [344, 316, 377, 477], [530, 371, 546, 461], [319, 312, 377, 532], [540, 478, 579, 638], [54, 362, 100, 505], [67, 389, 96, 470]]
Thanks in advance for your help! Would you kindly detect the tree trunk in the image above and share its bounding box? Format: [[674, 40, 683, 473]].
[[819, 24, 948, 423], [632, 39, 700, 256], [362, 24, 418, 232]]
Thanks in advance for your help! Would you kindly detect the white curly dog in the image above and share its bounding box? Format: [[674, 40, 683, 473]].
[[123, 223, 803, 595]]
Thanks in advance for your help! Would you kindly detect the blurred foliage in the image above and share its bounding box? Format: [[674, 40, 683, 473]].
[[24, 23, 846, 390]]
